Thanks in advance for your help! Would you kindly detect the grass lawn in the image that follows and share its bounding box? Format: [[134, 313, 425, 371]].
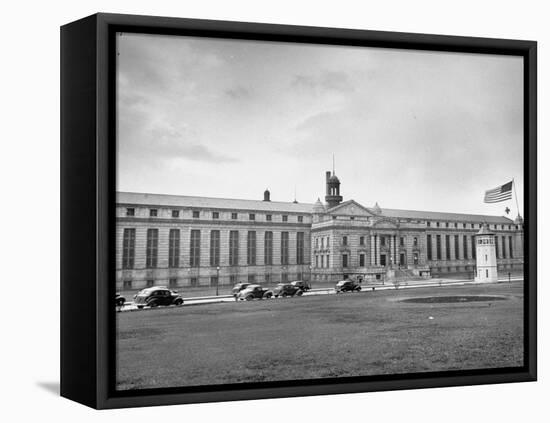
[[116, 281, 524, 390]]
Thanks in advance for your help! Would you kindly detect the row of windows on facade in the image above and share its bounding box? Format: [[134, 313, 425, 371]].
[[426, 221, 519, 231], [315, 235, 420, 249], [125, 207, 305, 223], [121, 228, 306, 269], [121, 272, 304, 290], [425, 234, 514, 261]]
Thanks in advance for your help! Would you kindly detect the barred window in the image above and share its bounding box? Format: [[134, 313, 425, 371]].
[[212, 211, 219, 219], [122, 228, 135, 269], [190, 230, 201, 267], [229, 230, 239, 266], [248, 274, 255, 283], [168, 229, 180, 268], [247, 231, 256, 265], [264, 231, 273, 265], [190, 277, 198, 287], [210, 276, 218, 287], [282, 215, 288, 222], [146, 229, 158, 268], [123, 280, 132, 289], [210, 230, 220, 266], [281, 232, 289, 265], [297, 232, 305, 265], [169, 278, 177, 288]]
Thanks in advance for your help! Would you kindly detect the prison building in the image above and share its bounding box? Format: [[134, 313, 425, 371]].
[[116, 171, 524, 289]]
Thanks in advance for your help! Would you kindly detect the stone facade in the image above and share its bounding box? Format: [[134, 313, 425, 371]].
[[115, 172, 524, 290]]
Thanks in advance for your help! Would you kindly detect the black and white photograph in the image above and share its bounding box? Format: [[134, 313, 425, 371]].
[[114, 31, 527, 391]]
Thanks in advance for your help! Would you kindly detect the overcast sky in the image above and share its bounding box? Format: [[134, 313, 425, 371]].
[[116, 32, 523, 217]]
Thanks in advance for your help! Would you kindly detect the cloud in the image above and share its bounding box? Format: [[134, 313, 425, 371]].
[[224, 86, 252, 100], [291, 71, 354, 94], [120, 120, 239, 164]]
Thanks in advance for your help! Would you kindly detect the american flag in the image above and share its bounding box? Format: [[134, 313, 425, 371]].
[[484, 181, 513, 203]]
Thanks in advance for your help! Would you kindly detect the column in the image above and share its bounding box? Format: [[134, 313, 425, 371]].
[[376, 235, 380, 266], [370, 235, 375, 265]]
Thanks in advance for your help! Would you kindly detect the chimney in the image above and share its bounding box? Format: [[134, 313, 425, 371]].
[[263, 189, 270, 201]]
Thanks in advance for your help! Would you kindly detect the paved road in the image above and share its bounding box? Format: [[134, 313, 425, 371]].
[[116, 276, 524, 312]]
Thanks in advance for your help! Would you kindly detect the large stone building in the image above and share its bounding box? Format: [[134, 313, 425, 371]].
[[116, 171, 524, 290]]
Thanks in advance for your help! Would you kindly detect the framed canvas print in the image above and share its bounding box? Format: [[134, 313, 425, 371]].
[[60, 13, 537, 409]]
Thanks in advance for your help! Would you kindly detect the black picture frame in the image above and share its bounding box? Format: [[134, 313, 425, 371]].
[[60, 12, 537, 409]]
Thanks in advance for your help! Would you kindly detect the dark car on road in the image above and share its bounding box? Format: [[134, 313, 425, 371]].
[[235, 284, 273, 301], [335, 279, 362, 293], [290, 280, 311, 292], [231, 282, 251, 298], [115, 293, 126, 307], [134, 286, 184, 308], [273, 283, 304, 298]]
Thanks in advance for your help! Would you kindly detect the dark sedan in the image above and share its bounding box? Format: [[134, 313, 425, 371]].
[[273, 283, 304, 298], [335, 280, 362, 293], [133, 287, 184, 308]]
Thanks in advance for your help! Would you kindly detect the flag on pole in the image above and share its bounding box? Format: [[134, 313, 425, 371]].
[[484, 181, 513, 203]]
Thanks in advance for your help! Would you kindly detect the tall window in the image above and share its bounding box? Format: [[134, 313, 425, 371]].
[[495, 236, 499, 258], [502, 236, 507, 259], [427, 234, 432, 260], [210, 230, 220, 266], [454, 235, 459, 260], [381, 236, 386, 246], [342, 236, 348, 246], [146, 228, 158, 268], [264, 231, 273, 265], [229, 231, 239, 266], [326, 254, 330, 267], [360, 236, 364, 246], [359, 253, 365, 267], [247, 231, 256, 265], [342, 254, 348, 268], [168, 229, 180, 268], [463, 235, 468, 259], [122, 228, 135, 269], [509, 236, 513, 258], [296, 232, 305, 265], [400, 237, 404, 247], [189, 230, 201, 267], [281, 232, 289, 265], [436, 235, 442, 260], [413, 237, 418, 247], [445, 235, 450, 260], [471, 236, 476, 258]]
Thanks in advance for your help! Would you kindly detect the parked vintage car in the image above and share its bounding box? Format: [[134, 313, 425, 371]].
[[235, 284, 273, 301], [231, 282, 251, 298], [335, 279, 362, 293], [133, 286, 184, 308], [273, 283, 304, 298], [290, 280, 311, 292], [115, 293, 126, 307]]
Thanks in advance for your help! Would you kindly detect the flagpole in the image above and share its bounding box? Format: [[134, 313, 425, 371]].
[[512, 178, 521, 217]]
